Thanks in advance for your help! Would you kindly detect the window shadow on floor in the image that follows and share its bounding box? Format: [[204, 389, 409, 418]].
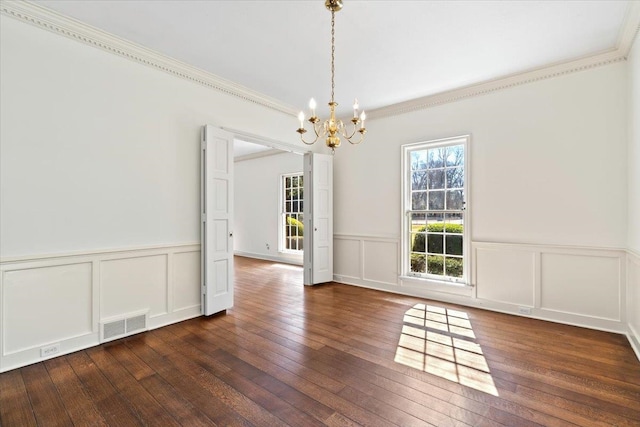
[[394, 303, 499, 396]]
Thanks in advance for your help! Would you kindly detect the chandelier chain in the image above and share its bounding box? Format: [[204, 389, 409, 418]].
[[331, 10, 335, 103]]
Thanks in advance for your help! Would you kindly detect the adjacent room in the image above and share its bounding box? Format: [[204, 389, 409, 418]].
[[1, 0, 639, 426]]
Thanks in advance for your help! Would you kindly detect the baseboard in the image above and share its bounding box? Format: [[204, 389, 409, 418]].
[[0, 333, 100, 373], [148, 305, 202, 330], [234, 250, 303, 266]]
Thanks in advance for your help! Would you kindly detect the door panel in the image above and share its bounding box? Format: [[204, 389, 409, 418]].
[[201, 125, 234, 315], [303, 153, 333, 285]]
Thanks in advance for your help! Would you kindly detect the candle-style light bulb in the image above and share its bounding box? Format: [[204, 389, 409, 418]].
[[353, 98, 359, 118], [360, 111, 366, 129], [298, 111, 305, 128], [309, 98, 317, 117]]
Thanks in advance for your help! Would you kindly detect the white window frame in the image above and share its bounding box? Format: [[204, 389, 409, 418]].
[[401, 135, 471, 286], [279, 172, 304, 254]]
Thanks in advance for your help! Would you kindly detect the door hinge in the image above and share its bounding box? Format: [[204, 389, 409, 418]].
[[201, 213, 206, 222], [201, 140, 206, 150]]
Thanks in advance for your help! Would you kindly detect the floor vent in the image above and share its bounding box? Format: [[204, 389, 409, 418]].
[[100, 311, 148, 343]]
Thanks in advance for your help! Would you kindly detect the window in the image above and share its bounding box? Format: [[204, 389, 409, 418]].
[[402, 136, 469, 284], [280, 173, 304, 252]]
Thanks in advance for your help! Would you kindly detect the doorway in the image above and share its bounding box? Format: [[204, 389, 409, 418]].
[[201, 126, 334, 315]]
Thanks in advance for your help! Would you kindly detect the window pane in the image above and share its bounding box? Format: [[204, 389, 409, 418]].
[[412, 191, 427, 210], [428, 191, 445, 210], [445, 145, 464, 167], [411, 212, 426, 226], [412, 171, 427, 190], [411, 151, 428, 171], [412, 232, 426, 252], [427, 255, 444, 275], [285, 201, 291, 213], [446, 190, 464, 210], [445, 213, 463, 232], [411, 253, 426, 273], [427, 234, 443, 254], [427, 212, 444, 228], [428, 170, 445, 189], [285, 177, 291, 188], [446, 168, 464, 189], [445, 257, 463, 278], [428, 148, 445, 168], [445, 235, 463, 255]]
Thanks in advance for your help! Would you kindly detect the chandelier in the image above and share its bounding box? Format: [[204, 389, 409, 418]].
[[296, 0, 366, 153]]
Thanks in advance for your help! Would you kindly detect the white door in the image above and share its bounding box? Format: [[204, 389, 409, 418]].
[[303, 153, 333, 285], [201, 125, 234, 315]]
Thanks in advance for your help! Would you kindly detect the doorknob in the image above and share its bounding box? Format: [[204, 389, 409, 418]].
[[229, 232, 233, 237]]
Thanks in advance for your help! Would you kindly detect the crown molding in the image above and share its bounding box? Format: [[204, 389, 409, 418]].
[[0, 0, 298, 117], [368, 1, 640, 120], [2, 0, 638, 122]]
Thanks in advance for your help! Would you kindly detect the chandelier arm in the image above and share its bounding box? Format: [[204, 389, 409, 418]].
[[347, 131, 366, 145], [339, 119, 361, 140]]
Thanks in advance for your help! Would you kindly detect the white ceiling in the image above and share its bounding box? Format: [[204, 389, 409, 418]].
[[36, 0, 634, 116], [233, 139, 274, 158]]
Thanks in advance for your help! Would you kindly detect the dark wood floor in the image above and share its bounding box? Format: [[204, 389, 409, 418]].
[[1, 256, 639, 427]]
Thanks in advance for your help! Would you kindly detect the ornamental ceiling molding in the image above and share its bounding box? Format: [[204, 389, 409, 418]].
[[2, 0, 639, 121], [0, 0, 298, 117]]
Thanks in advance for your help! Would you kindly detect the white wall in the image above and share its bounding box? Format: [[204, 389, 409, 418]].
[[0, 15, 305, 258], [333, 62, 630, 333], [627, 30, 640, 358], [234, 152, 304, 265], [0, 15, 307, 371]]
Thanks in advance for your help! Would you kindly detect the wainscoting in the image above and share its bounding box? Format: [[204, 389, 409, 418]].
[[0, 244, 201, 372], [334, 234, 633, 343]]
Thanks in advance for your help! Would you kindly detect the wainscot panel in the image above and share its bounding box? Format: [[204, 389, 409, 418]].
[[101, 255, 169, 319], [334, 235, 399, 288], [0, 243, 201, 372], [475, 246, 535, 307], [173, 250, 202, 312], [540, 252, 621, 321]]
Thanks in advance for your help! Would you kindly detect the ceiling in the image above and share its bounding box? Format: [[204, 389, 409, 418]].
[[35, 1, 635, 116], [233, 139, 275, 159]]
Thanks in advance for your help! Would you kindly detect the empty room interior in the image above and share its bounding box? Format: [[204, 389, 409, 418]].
[[1, 0, 640, 426]]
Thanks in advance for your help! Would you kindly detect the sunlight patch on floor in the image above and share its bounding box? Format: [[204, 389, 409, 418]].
[[394, 304, 499, 396], [270, 263, 303, 271]]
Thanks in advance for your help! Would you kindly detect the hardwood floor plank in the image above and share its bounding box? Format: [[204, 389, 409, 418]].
[[1, 256, 639, 427], [44, 357, 108, 427], [85, 346, 182, 426], [65, 351, 143, 426], [20, 363, 73, 427], [0, 370, 37, 427], [123, 335, 254, 426], [104, 342, 216, 426]]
